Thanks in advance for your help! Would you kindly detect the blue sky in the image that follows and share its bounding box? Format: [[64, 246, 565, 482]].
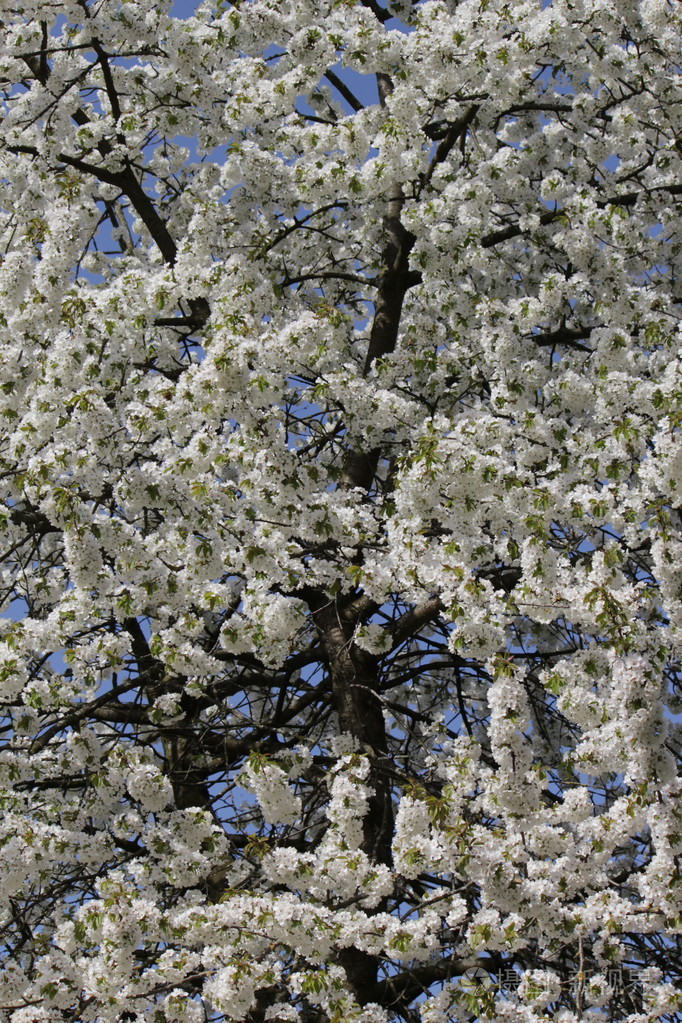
[[170, 0, 200, 15]]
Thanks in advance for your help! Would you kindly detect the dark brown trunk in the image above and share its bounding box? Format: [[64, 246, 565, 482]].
[[306, 594, 393, 1004]]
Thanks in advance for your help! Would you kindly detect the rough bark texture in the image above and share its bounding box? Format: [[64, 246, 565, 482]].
[[310, 69, 418, 1004]]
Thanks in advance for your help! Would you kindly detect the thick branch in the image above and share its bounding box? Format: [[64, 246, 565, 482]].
[[371, 954, 509, 1009], [121, 618, 212, 809], [482, 182, 682, 249], [359, 0, 391, 22], [8, 503, 60, 537], [391, 595, 443, 647], [531, 324, 594, 352], [420, 105, 479, 190], [324, 69, 365, 112]]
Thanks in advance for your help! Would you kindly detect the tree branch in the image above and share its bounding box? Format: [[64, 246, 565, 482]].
[[324, 69, 365, 112], [420, 105, 479, 190]]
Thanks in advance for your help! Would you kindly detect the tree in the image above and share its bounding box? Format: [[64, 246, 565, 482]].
[[0, 0, 681, 1020]]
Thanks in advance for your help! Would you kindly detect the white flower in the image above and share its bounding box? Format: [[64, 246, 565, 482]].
[[243, 757, 301, 826]]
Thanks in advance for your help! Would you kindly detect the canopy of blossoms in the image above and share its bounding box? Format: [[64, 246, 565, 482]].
[[0, 1, 680, 1022]]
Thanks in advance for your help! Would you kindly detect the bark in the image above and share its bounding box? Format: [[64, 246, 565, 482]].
[[341, 77, 417, 493], [307, 594, 393, 866], [123, 618, 213, 811], [311, 69, 421, 1006], [309, 594, 393, 1005]]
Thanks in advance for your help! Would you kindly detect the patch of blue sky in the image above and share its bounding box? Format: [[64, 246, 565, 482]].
[[0, 588, 28, 621], [170, 0, 200, 17]]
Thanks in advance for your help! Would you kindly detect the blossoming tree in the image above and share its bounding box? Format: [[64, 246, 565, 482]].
[[0, 0, 681, 1021]]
